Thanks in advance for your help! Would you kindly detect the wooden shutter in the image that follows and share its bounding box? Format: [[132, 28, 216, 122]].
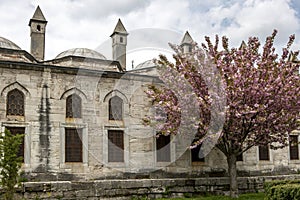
[[65, 128, 82, 162], [290, 135, 299, 160], [108, 130, 124, 162], [156, 134, 171, 162]]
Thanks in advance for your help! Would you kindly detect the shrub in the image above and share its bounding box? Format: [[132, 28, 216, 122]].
[[264, 180, 300, 195], [0, 129, 24, 200], [265, 183, 300, 200]]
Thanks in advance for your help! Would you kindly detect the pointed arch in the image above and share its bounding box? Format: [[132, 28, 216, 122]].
[[60, 87, 87, 102], [66, 93, 82, 118], [1, 82, 30, 98], [103, 90, 128, 104], [109, 96, 123, 120], [7, 89, 25, 116]]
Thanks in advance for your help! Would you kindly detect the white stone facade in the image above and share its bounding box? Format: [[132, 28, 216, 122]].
[[0, 6, 299, 181]]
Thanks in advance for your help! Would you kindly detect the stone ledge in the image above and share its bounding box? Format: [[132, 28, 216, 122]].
[[5, 175, 300, 199]]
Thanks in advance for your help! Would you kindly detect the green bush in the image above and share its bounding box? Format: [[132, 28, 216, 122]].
[[0, 129, 24, 200], [264, 180, 300, 195], [265, 183, 300, 200]]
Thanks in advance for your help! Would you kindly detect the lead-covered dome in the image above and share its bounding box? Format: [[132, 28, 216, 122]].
[[135, 59, 156, 69], [0, 36, 21, 50], [55, 48, 106, 60]]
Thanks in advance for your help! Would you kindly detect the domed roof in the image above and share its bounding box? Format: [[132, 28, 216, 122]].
[[55, 48, 106, 60], [135, 59, 156, 69], [0, 36, 21, 50]]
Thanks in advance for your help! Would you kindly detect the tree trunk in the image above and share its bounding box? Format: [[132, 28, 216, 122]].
[[227, 154, 238, 198]]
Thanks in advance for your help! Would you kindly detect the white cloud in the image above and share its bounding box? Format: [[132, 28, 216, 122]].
[[0, 0, 299, 63]]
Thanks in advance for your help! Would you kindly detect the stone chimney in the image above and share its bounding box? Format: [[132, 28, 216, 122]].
[[29, 6, 47, 61]]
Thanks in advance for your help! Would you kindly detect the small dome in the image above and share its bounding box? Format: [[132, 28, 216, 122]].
[[55, 48, 106, 60], [0, 36, 21, 50], [135, 59, 156, 69]]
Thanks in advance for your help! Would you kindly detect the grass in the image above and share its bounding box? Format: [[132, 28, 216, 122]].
[[157, 193, 265, 200]]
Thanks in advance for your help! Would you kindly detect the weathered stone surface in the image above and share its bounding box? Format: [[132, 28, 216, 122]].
[[12, 175, 300, 199]]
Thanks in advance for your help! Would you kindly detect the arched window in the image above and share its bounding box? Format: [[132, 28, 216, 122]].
[[109, 96, 123, 120], [7, 89, 24, 116], [66, 94, 82, 118]]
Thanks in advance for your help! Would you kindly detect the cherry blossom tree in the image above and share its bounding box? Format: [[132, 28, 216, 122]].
[[145, 30, 300, 198]]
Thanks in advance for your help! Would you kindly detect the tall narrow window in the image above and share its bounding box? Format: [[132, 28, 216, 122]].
[[65, 128, 82, 162], [156, 134, 171, 162], [290, 135, 299, 160], [7, 89, 24, 116], [108, 130, 124, 162], [109, 96, 123, 120], [191, 143, 205, 162], [7, 127, 25, 162], [66, 94, 82, 118], [259, 145, 269, 161]]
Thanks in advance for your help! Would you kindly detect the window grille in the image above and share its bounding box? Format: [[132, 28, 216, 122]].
[[108, 130, 124, 162], [259, 145, 269, 161], [290, 135, 299, 160], [7, 89, 24, 116], [66, 94, 82, 118], [65, 128, 82, 162]]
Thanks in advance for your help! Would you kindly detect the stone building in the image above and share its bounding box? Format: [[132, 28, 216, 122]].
[[0, 6, 299, 181]]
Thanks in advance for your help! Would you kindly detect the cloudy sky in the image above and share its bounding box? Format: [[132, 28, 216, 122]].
[[0, 0, 299, 69]]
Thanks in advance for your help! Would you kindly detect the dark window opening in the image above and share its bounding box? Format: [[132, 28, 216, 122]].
[[7, 89, 24, 116], [37, 25, 41, 31], [259, 145, 269, 161], [237, 153, 243, 161], [188, 45, 192, 52], [156, 134, 171, 162], [191, 140, 205, 162], [108, 130, 124, 162], [109, 96, 123, 120], [66, 94, 82, 118], [120, 37, 123, 43], [65, 128, 82, 162], [290, 135, 299, 160], [7, 127, 25, 162]]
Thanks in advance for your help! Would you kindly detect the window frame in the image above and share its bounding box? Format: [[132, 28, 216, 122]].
[[156, 134, 171, 162], [258, 145, 270, 161], [108, 130, 124, 162], [2, 124, 30, 165], [191, 143, 205, 163], [66, 94, 82, 118], [108, 96, 123, 121], [59, 123, 88, 166], [289, 135, 299, 160], [65, 128, 83, 163], [6, 89, 25, 116]]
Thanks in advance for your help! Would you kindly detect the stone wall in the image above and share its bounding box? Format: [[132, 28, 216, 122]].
[[7, 175, 300, 199]]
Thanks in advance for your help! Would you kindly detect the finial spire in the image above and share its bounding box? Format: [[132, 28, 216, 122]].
[[29, 5, 47, 26], [180, 31, 194, 54], [181, 31, 193, 45], [110, 19, 128, 71], [111, 19, 128, 36]]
